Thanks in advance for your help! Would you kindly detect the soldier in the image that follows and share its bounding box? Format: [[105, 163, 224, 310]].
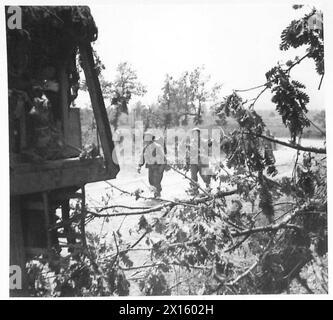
[[137, 131, 166, 198], [185, 127, 213, 193]]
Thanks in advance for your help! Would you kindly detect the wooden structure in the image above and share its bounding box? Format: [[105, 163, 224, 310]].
[[7, 7, 119, 295]]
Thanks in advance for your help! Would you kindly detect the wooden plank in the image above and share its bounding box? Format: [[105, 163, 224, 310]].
[[79, 43, 119, 178], [57, 232, 82, 239], [61, 199, 76, 249], [59, 65, 70, 142], [10, 197, 28, 295], [25, 201, 44, 211], [21, 202, 47, 249], [11, 156, 102, 173], [19, 110, 27, 150], [51, 190, 83, 202], [80, 186, 87, 249], [42, 192, 52, 251], [25, 247, 49, 256], [68, 108, 82, 151], [11, 157, 113, 195]]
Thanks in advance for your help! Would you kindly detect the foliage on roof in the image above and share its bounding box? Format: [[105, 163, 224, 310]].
[[7, 6, 97, 42], [6, 6, 97, 94]]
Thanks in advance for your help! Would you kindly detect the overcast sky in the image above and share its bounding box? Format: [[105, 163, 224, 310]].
[[77, 1, 325, 110]]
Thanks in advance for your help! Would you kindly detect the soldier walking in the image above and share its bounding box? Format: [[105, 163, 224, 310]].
[[185, 128, 213, 193], [137, 131, 166, 198]]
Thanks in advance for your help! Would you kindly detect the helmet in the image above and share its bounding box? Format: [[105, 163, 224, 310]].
[[191, 127, 201, 132], [143, 131, 155, 141]]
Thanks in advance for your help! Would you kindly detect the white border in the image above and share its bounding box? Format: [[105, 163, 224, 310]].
[[0, 0, 332, 300]]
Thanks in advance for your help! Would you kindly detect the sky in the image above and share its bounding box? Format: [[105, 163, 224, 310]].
[[76, 1, 325, 110]]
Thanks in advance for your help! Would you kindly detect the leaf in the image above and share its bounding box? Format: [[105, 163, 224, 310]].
[[259, 185, 274, 223], [115, 270, 130, 296], [138, 215, 149, 231], [119, 253, 133, 268]]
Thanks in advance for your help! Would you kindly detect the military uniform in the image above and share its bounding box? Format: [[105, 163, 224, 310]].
[[138, 134, 166, 197], [185, 128, 213, 192]]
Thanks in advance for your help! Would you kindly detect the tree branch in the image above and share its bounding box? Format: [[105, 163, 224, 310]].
[[248, 86, 269, 109], [96, 204, 152, 211], [232, 223, 302, 237], [105, 181, 199, 208], [235, 83, 268, 93], [231, 208, 303, 237], [318, 73, 324, 90], [226, 260, 258, 286], [119, 261, 210, 271], [166, 164, 212, 197], [246, 132, 326, 154], [286, 53, 311, 73], [87, 203, 169, 218]]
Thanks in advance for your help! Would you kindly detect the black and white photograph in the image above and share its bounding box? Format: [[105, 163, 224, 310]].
[[2, 0, 331, 299]]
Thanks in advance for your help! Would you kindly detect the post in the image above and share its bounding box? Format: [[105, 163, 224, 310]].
[[59, 65, 70, 143], [42, 192, 52, 252], [61, 199, 76, 250], [10, 196, 28, 296], [79, 42, 119, 178], [80, 186, 87, 249]]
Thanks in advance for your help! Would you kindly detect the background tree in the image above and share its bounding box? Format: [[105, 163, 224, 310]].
[[107, 62, 147, 129], [151, 67, 222, 129], [80, 57, 147, 130], [313, 110, 325, 130]]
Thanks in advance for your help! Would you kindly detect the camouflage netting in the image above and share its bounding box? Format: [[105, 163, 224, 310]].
[[7, 6, 97, 100], [7, 6, 98, 161]]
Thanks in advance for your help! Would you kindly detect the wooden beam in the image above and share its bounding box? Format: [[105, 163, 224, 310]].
[[59, 65, 70, 142], [42, 192, 52, 251], [79, 43, 120, 177], [68, 108, 82, 151], [80, 186, 87, 249], [19, 110, 27, 150], [11, 157, 114, 195], [61, 199, 76, 248], [10, 197, 28, 295], [25, 247, 49, 256]]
